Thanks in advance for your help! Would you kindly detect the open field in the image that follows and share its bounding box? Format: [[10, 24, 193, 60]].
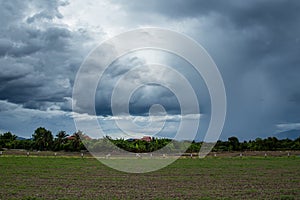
[[0, 156, 300, 199], [2, 149, 300, 158]]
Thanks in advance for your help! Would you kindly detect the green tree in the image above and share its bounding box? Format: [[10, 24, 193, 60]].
[[264, 137, 278, 150], [186, 141, 201, 153], [0, 132, 17, 141], [12, 140, 34, 150], [292, 137, 300, 150], [228, 136, 240, 151], [32, 127, 53, 151], [53, 131, 69, 151], [69, 131, 85, 151], [0, 132, 17, 149]]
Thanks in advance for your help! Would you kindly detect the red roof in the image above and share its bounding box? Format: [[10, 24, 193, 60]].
[[141, 136, 152, 142]]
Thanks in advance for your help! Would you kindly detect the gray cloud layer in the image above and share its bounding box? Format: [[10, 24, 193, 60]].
[[0, 0, 300, 140], [0, 1, 92, 110]]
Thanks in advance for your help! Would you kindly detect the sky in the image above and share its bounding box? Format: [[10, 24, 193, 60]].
[[0, 0, 300, 141]]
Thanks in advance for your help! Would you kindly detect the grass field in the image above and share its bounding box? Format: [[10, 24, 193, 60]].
[[0, 156, 299, 199]]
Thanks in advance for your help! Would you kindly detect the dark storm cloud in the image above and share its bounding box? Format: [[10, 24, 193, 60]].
[[114, 0, 300, 61], [94, 50, 208, 117], [112, 0, 223, 19], [128, 85, 181, 116], [0, 27, 72, 58], [114, 0, 300, 27], [0, 0, 93, 112], [112, 0, 300, 139], [1, 0, 300, 140], [26, 3, 65, 24], [95, 55, 182, 116], [115, 0, 300, 63]]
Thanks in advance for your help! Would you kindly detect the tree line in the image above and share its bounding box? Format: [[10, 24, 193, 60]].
[[0, 127, 86, 152], [0, 127, 300, 153]]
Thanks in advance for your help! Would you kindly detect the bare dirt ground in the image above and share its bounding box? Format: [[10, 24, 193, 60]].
[[0, 154, 299, 199], [2, 149, 300, 158]]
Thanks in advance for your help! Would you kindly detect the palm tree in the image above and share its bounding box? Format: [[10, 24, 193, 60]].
[[53, 131, 69, 151], [32, 127, 53, 151], [71, 131, 83, 151]]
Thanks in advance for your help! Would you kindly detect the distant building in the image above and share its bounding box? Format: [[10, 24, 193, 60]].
[[126, 136, 152, 142], [67, 135, 75, 140], [141, 136, 152, 142], [67, 134, 92, 141], [81, 135, 92, 140]]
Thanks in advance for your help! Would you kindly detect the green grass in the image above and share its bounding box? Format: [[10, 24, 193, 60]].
[[0, 156, 299, 199]]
